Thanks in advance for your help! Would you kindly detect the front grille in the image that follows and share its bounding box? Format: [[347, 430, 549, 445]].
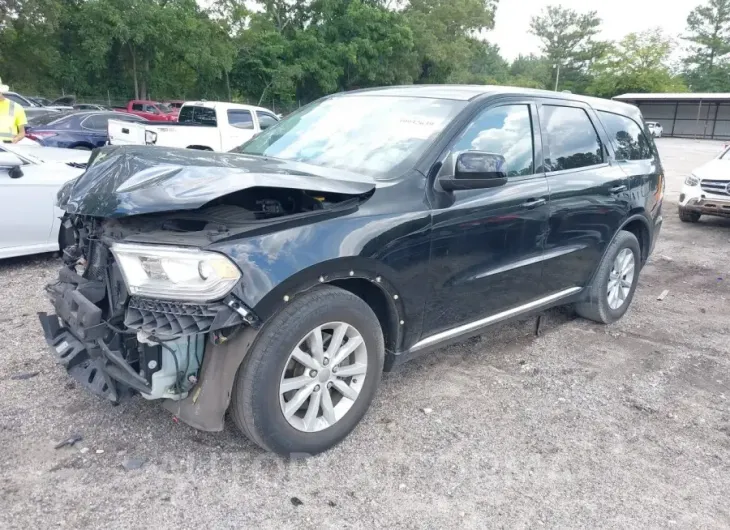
[[85, 240, 109, 281], [700, 179, 730, 196], [124, 297, 230, 336]]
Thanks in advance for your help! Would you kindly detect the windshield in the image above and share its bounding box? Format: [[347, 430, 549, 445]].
[[158, 103, 173, 113], [234, 95, 465, 179]]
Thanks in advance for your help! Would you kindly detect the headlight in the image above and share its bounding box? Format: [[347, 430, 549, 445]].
[[684, 175, 700, 187], [110, 243, 241, 302], [145, 130, 157, 145]]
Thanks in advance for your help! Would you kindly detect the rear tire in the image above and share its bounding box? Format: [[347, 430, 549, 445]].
[[678, 207, 701, 223], [230, 285, 384, 455], [575, 230, 641, 325]]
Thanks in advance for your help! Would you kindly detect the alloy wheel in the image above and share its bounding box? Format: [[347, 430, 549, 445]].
[[279, 322, 368, 432], [607, 248, 635, 310]]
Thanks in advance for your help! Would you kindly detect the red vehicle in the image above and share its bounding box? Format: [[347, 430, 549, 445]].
[[114, 100, 177, 122]]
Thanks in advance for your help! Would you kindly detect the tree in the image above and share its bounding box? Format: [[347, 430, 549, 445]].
[[529, 5, 606, 92], [682, 0, 730, 91], [588, 30, 688, 98], [404, 0, 499, 83], [509, 54, 553, 89]]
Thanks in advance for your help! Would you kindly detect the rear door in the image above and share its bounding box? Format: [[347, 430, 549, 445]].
[[538, 101, 630, 291], [596, 110, 662, 204], [423, 101, 551, 336], [224, 109, 256, 151], [108, 119, 147, 146]]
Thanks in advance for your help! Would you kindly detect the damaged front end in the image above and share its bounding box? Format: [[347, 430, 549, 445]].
[[39, 215, 256, 404], [39, 146, 374, 427]]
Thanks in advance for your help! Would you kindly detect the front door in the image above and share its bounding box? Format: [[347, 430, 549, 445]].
[[537, 102, 631, 291], [423, 102, 551, 337]]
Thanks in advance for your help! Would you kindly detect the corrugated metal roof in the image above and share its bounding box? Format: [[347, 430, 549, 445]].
[[614, 93, 730, 101]]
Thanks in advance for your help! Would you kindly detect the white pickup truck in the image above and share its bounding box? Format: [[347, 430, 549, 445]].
[[107, 101, 280, 152]]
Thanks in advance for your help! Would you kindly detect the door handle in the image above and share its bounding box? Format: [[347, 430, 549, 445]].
[[122, 128, 129, 134], [610, 185, 628, 194], [522, 198, 547, 209]]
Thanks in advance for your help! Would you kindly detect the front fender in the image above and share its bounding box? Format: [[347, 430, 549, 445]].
[[209, 204, 433, 351]]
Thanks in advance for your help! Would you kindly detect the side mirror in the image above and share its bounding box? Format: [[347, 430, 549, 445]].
[[438, 151, 507, 192], [0, 152, 24, 178]]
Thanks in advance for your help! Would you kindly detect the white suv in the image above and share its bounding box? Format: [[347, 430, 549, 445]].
[[679, 146, 730, 222], [646, 122, 663, 137]]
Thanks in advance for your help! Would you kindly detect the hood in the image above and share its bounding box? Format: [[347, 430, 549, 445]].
[[692, 158, 730, 181], [57, 145, 376, 218]]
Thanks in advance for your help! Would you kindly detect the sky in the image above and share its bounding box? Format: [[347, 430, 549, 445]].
[[487, 0, 705, 61]]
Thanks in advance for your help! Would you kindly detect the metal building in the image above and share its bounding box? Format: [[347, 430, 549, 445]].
[[613, 93, 730, 140]]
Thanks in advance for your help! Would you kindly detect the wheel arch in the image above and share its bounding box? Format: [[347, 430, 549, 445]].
[[69, 142, 94, 150], [186, 145, 214, 151], [584, 213, 652, 290], [248, 258, 406, 354], [619, 214, 652, 263]]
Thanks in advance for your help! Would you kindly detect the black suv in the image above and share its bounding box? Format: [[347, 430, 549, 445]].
[[39, 86, 664, 455]]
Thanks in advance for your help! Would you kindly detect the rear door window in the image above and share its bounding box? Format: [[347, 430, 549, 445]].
[[81, 114, 110, 130], [539, 105, 604, 172], [179, 106, 217, 126], [132, 103, 144, 111], [256, 112, 278, 130], [228, 110, 254, 129], [598, 111, 653, 161]]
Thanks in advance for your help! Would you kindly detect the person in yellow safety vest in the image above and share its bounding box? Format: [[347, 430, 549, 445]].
[[0, 77, 27, 144]]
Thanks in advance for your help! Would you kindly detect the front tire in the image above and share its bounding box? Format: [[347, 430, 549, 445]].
[[678, 207, 701, 223], [575, 230, 641, 324], [230, 285, 384, 455]]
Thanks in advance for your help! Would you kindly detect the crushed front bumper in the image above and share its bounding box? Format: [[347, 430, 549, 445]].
[[39, 311, 152, 402], [39, 273, 256, 403]]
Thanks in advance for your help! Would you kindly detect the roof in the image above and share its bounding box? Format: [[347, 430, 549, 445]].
[[614, 93, 730, 101], [340, 84, 632, 106], [183, 101, 274, 113]]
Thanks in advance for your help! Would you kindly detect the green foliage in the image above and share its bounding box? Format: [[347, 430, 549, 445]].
[[682, 0, 730, 91], [0, 0, 726, 106], [529, 6, 606, 93], [587, 30, 688, 98]]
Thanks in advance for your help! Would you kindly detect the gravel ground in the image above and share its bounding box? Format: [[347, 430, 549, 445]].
[[1, 138, 729, 529]]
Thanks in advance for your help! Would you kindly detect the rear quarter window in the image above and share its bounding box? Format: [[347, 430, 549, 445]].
[[598, 111, 654, 161]]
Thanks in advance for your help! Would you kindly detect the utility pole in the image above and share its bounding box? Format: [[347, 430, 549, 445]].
[[554, 63, 561, 92]]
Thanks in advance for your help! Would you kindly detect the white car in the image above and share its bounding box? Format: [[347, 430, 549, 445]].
[[108, 101, 279, 152], [678, 145, 730, 222], [646, 122, 663, 137], [0, 144, 90, 259]]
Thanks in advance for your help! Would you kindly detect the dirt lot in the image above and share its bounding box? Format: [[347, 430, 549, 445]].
[[1, 138, 729, 529]]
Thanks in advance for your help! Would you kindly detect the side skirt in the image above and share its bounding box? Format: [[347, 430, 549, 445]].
[[387, 287, 582, 369]]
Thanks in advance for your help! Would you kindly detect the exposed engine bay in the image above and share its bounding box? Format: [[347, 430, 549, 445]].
[[39, 185, 358, 404]]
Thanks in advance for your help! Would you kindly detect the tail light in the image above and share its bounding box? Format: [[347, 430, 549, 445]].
[[26, 131, 57, 141]]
